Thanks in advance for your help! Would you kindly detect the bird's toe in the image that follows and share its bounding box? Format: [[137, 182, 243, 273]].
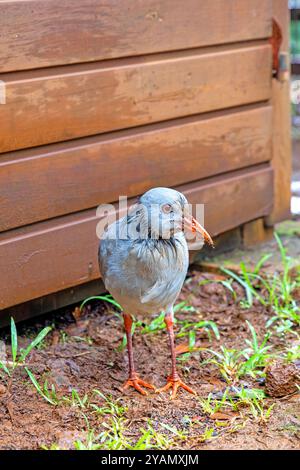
[[122, 376, 156, 396], [156, 376, 196, 399]]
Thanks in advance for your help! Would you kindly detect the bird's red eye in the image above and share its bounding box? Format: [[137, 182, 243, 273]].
[[162, 203, 172, 214]]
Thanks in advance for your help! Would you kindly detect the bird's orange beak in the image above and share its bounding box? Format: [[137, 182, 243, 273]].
[[183, 215, 214, 247]]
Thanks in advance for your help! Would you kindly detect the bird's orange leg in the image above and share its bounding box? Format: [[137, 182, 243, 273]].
[[156, 313, 196, 399], [122, 312, 155, 396]]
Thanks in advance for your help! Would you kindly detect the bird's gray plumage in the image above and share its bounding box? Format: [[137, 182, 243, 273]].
[[98, 187, 189, 316]]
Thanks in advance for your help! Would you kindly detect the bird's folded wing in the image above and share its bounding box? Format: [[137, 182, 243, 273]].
[[141, 274, 182, 306]]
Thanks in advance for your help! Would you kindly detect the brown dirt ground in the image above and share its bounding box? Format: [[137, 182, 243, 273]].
[[0, 267, 299, 450]]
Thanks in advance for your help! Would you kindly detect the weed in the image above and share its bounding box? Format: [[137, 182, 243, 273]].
[[221, 234, 300, 332], [206, 322, 271, 382], [240, 321, 272, 377], [132, 421, 173, 450], [25, 373, 126, 421], [233, 386, 266, 404], [90, 390, 126, 417], [247, 399, 275, 424], [283, 340, 300, 362], [0, 318, 51, 380], [206, 347, 245, 383], [25, 371, 60, 406], [62, 389, 89, 409], [198, 389, 231, 416]]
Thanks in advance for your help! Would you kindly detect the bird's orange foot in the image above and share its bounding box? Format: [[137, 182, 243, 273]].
[[156, 376, 196, 399], [122, 374, 156, 396]]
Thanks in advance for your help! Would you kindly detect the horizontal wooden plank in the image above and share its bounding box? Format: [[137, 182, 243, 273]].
[[0, 165, 273, 310], [0, 0, 272, 73], [0, 44, 272, 153], [0, 105, 272, 231]]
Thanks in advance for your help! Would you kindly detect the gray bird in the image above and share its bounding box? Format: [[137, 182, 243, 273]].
[[98, 187, 213, 398]]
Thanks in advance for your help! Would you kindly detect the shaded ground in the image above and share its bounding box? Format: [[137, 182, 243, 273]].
[[0, 225, 300, 449]]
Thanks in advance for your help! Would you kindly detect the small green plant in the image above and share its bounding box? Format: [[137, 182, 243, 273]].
[[62, 389, 89, 409], [198, 388, 231, 416], [221, 234, 300, 332], [233, 386, 266, 404], [132, 421, 175, 450], [247, 399, 275, 424], [240, 321, 272, 377], [25, 371, 60, 406], [207, 322, 271, 382], [198, 427, 216, 442], [283, 340, 300, 362], [0, 318, 51, 380], [206, 347, 245, 383], [0, 319, 51, 420], [90, 390, 126, 417], [74, 430, 103, 450], [72, 416, 184, 451]]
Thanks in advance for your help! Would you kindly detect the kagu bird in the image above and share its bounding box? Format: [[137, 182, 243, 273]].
[[98, 187, 213, 399]]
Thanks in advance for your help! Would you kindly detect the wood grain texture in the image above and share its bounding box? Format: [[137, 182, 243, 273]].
[[0, 105, 272, 231], [0, 0, 272, 73], [0, 44, 272, 153], [0, 165, 273, 310], [266, 0, 291, 224]]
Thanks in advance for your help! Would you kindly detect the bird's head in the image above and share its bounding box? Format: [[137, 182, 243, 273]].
[[127, 187, 214, 246]]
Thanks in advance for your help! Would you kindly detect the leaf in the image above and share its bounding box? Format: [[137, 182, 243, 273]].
[[193, 321, 220, 341], [19, 326, 52, 363], [221, 267, 253, 306], [189, 330, 196, 350], [253, 254, 272, 274], [10, 317, 18, 364], [0, 360, 10, 376], [80, 295, 122, 312], [141, 311, 165, 333], [173, 301, 187, 312], [25, 367, 57, 406]]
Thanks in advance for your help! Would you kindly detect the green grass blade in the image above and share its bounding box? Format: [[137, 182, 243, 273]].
[[0, 360, 10, 376], [245, 320, 258, 351], [10, 317, 18, 364], [221, 267, 253, 306], [25, 367, 57, 406], [253, 254, 272, 275], [19, 326, 52, 363], [80, 295, 122, 311], [173, 301, 187, 312]]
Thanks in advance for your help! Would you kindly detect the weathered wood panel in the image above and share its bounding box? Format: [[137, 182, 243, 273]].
[[0, 165, 273, 310], [0, 0, 272, 73], [0, 44, 272, 153], [0, 105, 272, 231], [266, 0, 291, 224]]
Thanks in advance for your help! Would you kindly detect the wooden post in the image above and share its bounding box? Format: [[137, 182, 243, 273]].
[[242, 218, 274, 247], [266, 0, 291, 225]]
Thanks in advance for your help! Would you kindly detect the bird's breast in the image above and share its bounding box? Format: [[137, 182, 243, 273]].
[[101, 233, 189, 315]]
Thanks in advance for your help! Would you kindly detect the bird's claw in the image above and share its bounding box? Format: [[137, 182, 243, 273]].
[[122, 375, 156, 396], [156, 376, 196, 399]]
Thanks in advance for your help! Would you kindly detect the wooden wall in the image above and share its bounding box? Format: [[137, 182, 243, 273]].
[[0, 0, 278, 311]]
